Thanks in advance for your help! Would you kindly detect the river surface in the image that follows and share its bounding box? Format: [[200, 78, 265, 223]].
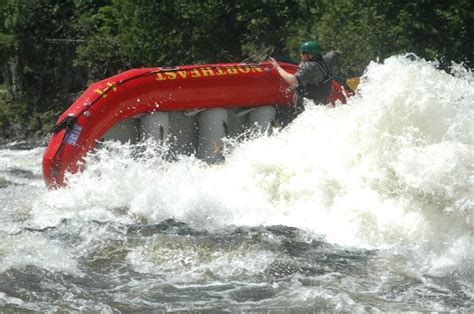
[[1, 55, 473, 312]]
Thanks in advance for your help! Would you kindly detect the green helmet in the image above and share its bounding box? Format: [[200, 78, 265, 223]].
[[299, 40, 320, 55]]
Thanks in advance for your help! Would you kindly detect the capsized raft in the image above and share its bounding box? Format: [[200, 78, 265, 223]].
[[43, 60, 354, 188]]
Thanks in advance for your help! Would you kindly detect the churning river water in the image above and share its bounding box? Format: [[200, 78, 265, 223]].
[[0, 55, 473, 312]]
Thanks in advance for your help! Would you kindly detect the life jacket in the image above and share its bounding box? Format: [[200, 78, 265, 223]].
[[295, 57, 333, 103]]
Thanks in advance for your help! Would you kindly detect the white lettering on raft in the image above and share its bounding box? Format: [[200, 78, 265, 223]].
[[155, 66, 263, 81]]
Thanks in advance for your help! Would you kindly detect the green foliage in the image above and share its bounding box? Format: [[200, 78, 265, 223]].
[[0, 0, 472, 140], [75, 0, 316, 77], [312, 0, 473, 72]]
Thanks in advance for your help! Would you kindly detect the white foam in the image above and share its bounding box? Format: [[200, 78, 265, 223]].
[[127, 234, 277, 282], [0, 232, 81, 275], [0, 146, 44, 186]]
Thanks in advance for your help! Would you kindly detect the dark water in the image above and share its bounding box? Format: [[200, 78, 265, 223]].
[[1, 216, 472, 312]]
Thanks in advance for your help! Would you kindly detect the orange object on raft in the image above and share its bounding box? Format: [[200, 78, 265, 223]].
[[42, 60, 354, 188]]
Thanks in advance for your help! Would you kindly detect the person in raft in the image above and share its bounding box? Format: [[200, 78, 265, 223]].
[[269, 40, 340, 125]]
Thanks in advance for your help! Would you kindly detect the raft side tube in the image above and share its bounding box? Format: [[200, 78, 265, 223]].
[[197, 108, 228, 164], [98, 104, 279, 163], [249, 106, 276, 135], [101, 118, 140, 144], [140, 111, 170, 143]]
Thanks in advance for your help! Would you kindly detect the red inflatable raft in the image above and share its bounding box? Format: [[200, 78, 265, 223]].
[[42, 60, 354, 188]]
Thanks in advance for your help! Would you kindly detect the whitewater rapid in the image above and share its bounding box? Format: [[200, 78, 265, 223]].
[[1, 55, 473, 311], [40, 56, 473, 257]]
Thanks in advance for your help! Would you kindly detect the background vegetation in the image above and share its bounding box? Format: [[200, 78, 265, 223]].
[[0, 0, 472, 141]]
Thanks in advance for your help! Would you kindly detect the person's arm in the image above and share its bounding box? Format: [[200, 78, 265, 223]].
[[268, 57, 298, 89]]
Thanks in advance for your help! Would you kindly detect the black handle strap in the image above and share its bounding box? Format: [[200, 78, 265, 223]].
[[49, 116, 78, 134]]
